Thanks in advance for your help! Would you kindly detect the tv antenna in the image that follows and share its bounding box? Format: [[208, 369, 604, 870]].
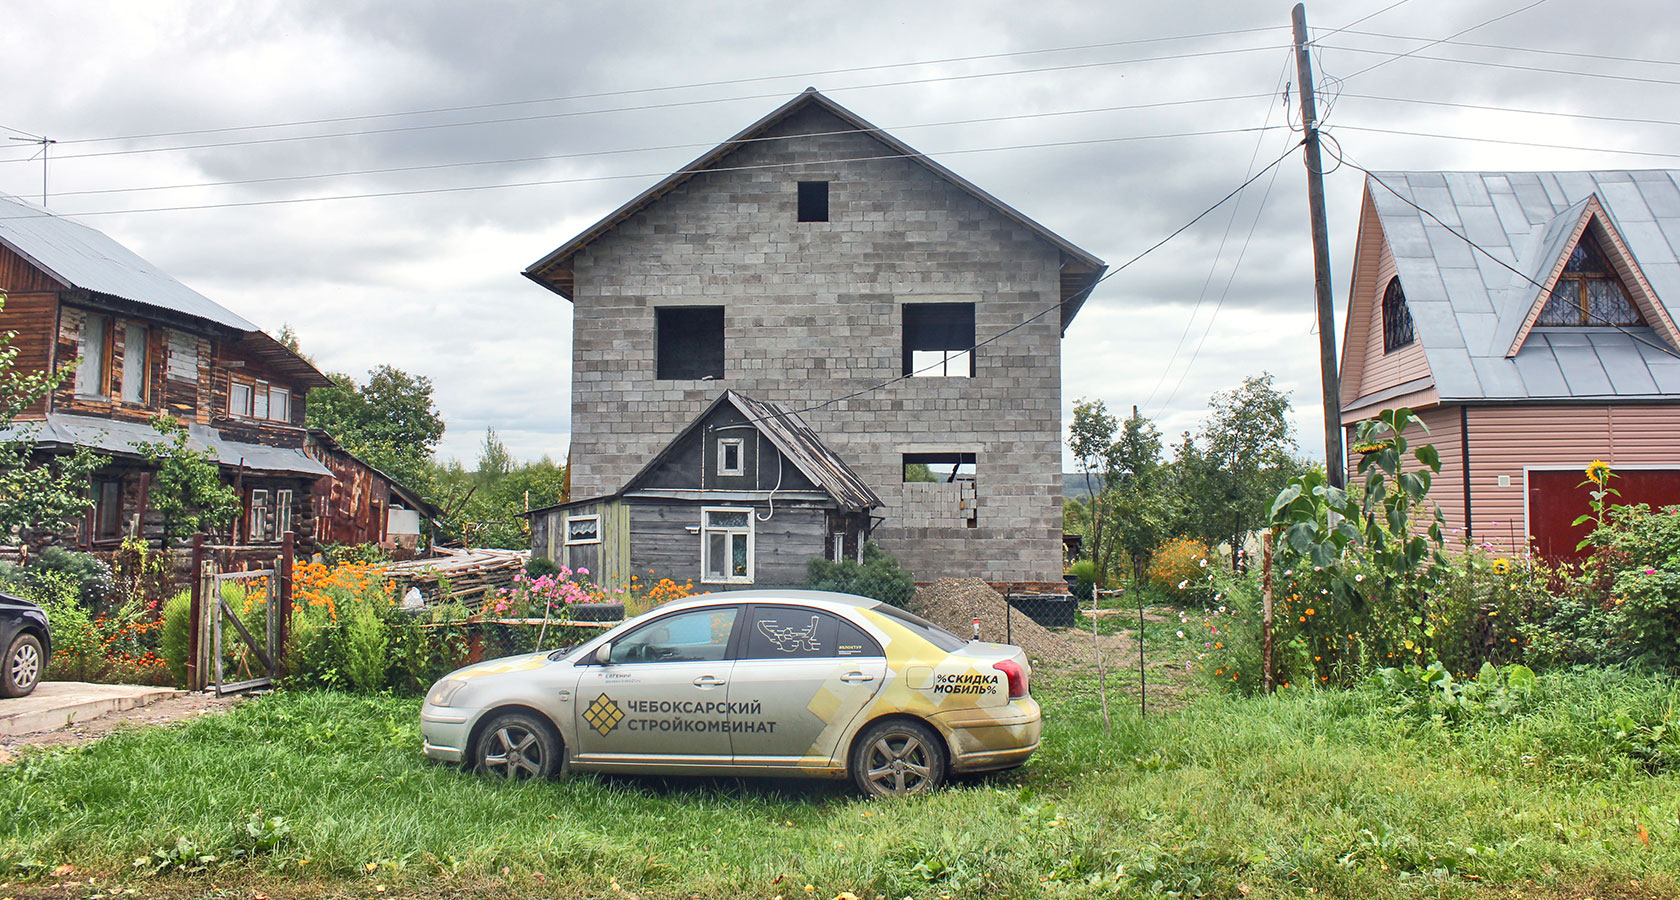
[[7, 134, 57, 207]]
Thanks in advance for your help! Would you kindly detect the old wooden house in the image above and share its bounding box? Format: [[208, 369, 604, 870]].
[[528, 391, 880, 591], [523, 89, 1104, 588], [1340, 170, 1680, 560], [303, 430, 442, 552], [0, 194, 414, 552]]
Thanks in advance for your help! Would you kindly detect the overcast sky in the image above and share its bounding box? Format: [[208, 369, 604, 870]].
[[3, 0, 1675, 468]]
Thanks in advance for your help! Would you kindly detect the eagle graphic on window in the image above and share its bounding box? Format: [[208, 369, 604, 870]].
[[757, 615, 822, 653]]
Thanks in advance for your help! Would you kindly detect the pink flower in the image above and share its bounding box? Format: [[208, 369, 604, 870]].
[[1645, 568, 1657, 575], [578, 567, 590, 576]]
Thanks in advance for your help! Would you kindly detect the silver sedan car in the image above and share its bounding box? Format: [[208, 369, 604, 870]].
[[421, 590, 1040, 797]]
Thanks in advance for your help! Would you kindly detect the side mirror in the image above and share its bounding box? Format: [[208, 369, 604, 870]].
[[593, 642, 612, 666]]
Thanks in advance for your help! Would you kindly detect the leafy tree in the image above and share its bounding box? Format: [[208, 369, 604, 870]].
[[306, 365, 445, 491], [0, 294, 102, 540], [1068, 398, 1119, 586], [133, 415, 241, 543], [426, 434, 568, 550], [1107, 409, 1168, 585]]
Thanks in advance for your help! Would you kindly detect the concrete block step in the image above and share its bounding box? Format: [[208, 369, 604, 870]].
[[0, 682, 184, 736]]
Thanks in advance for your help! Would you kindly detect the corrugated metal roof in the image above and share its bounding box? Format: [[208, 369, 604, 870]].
[[1367, 170, 1680, 402], [727, 392, 882, 511], [5, 413, 329, 477], [0, 194, 256, 331]]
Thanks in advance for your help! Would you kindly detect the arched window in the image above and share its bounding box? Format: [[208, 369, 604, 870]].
[[1537, 230, 1645, 326], [1382, 277, 1415, 354]]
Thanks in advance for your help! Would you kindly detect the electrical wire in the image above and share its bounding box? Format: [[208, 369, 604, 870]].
[[1332, 27, 1680, 70], [0, 124, 1291, 220], [35, 93, 1279, 201], [1332, 0, 1554, 82], [0, 43, 1288, 165], [1320, 43, 1680, 88], [1340, 154, 1680, 363], [40, 26, 1288, 147], [1338, 92, 1680, 132], [1330, 123, 1680, 161]]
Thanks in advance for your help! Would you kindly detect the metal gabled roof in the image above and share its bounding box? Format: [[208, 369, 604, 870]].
[[0, 194, 256, 331], [6, 413, 330, 477], [1365, 170, 1680, 402], [522, 88, 1106, 332]]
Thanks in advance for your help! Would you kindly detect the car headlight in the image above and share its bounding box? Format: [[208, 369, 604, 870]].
[[427, 678, 469, 707]]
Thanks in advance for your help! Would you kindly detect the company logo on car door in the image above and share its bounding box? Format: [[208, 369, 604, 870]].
[[583, 694, 625, 735], [756, 615, 822, 653]]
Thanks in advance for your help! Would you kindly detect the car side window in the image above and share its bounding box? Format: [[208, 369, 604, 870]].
[[608, 607, 738, 664], [743, 606, 883, 660]]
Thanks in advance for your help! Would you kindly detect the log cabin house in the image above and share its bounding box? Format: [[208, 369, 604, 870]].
[[527, 391, 881, 591], [0, 193, 422, 552], [1340, 171, 1680, 561]]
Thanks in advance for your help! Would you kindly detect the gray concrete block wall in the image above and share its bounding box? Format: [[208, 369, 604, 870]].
[[567, 104, 1068, 584]]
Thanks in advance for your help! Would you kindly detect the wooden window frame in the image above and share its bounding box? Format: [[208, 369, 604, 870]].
[[91, 477, 123, 542], [121, 322, 149, 405], [564, 514, 601, 546], [76, 313, 113, 398], [700, 506, 754, 585], [717, 438, 744, 476], [1381, 277, 1415, 354], [275, 488, 293, 539], [248, 489, 270, 542]]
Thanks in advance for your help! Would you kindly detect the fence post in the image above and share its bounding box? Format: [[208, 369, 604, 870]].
[[1262, 530, 1275, 694], [187, 532, 204, 691], [278, 530, 294, 677]]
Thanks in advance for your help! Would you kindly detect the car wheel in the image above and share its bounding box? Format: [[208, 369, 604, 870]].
[[473, 711, 565, 782], [2, 633, 43, 699], [851, 719, 946, 798]]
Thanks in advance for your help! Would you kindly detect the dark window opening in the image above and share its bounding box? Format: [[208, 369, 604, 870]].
[[797, 181, 829, 222], [1537, 230, 1645, 327], [656, 307, 725, 380], [903, 452, 976, 483], [92, 478, 122, 541], [1381, 277, 1415, 353], [902, 303, 975, 377]]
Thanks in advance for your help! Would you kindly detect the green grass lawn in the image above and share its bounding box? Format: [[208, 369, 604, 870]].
[[2, 667, 1677, 899]]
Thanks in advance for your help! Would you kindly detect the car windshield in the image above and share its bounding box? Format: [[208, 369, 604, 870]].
[[871, 603, 966, 651]]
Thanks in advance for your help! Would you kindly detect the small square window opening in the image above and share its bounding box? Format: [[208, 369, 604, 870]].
[[565, 515, 601, 545], [797, 181, 829, 222], [902, 303, 976, 377], [656, 307, 725, 380], [717, 438, 744, 476]]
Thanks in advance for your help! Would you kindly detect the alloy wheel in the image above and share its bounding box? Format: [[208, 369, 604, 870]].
[[864, 731, 934, 795], [9, 641, 39, 691], [482, 724, 545, 780]]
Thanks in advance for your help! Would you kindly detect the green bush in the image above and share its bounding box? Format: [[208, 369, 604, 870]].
[[23, 571, 102, 681], [319, 542, 391, 566], [334, 601, 389, 693], [1598, 503, 1680, 672], [26, 546, 114, 607], [524, 555, 561, 579], [805, 541, 915, 608], [160, 590, 191, 686]]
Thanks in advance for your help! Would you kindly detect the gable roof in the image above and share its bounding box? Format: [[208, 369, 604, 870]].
[[1357, 171, 1680, 403], [523, 88, 1107, 331], [622, 390, 881, 511], [0, 193, 332, 389]]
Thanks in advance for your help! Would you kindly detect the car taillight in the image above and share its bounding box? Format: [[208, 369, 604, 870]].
[[993, 659, 1028, 699]]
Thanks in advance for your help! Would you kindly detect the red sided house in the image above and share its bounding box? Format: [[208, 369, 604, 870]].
[[0, 194, 424, 552], [1340, 171, 1680, 561]]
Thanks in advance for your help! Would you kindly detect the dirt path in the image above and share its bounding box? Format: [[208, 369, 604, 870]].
[[0, 692, 241, 763]]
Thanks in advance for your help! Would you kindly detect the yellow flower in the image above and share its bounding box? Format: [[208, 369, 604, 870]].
[[1492, 558, 1511, 576], [1585, 459, 1612, 485]]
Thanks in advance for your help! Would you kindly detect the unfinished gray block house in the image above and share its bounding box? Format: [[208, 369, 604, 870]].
[[524, 89, 1105, 587]]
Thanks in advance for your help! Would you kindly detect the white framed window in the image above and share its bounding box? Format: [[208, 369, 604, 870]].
[[565, 515, 601, 545], [230, 381, 253, 417], [121, 323, 148, 403], [269, 386, 291, 423], [701, 506, 754, 584], [717, 438, 744, 476], [830, 532, 846, 563], [275, 489, 293, 538], [248, 489, 270, 541]]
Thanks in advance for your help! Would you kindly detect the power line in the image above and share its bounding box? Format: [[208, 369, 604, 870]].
[[1333, 27, 1680, 70], [779, 142, 1305, 421], [0, 43, 1288, 165], [1315, 0, 1419, 41], [1343, 156, 1680, 363], [1320, 43, 1680, 88], [1333, 0, 1554, 82], [0, 124, 1291, 221], [1330, 123, 1680, 161], [41, 26, 1287, 147], [1339, 92, 1680, 132], [36, 93, 1278, 201]]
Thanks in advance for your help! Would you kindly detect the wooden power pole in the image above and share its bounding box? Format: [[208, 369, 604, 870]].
[[1292, 3, 1345, 488]]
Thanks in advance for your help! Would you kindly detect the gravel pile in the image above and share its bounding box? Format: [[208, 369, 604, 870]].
[[911, 578, 1076, 664]]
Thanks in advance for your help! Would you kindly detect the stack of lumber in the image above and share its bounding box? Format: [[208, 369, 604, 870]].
[[384, 547, 528, 608]]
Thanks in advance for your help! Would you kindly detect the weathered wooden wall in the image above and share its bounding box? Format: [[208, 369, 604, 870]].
[[629, 498, 828, 591], [0, 290, 59, 417], [303, 440, 391, 547]]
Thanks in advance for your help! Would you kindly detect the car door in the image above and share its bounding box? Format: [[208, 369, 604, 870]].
[[727, 604, 887, 769], [571, 604, 742, 769]]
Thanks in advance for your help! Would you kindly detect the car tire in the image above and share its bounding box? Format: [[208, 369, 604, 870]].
[[850, 718, 947, 798], [2, 632, 44, 699], [473, 711, 566, 782]]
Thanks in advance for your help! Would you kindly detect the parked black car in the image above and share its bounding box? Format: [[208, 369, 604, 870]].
[[1, 592, 51, 698]]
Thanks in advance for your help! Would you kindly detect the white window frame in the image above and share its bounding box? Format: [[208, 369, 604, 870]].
[[269, 385, 291, 423], [830, 531, 846, 563], [565, 514, 602, 546], [717, 438, 744, 476], [230, 381, 253, 417], [248, 489, 270, 541], [700, 506, 754, 584], [275, 489, 293, 538]]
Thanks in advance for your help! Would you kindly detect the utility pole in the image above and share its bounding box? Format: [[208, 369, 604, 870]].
[[1292, 4, 1345, 488]]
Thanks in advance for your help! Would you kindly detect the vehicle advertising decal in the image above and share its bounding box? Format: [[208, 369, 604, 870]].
[[932, 671, 1001, 696], [587, 693, 780, 735], [757, 615, 821, 653], [453, 652, 549, 679]]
